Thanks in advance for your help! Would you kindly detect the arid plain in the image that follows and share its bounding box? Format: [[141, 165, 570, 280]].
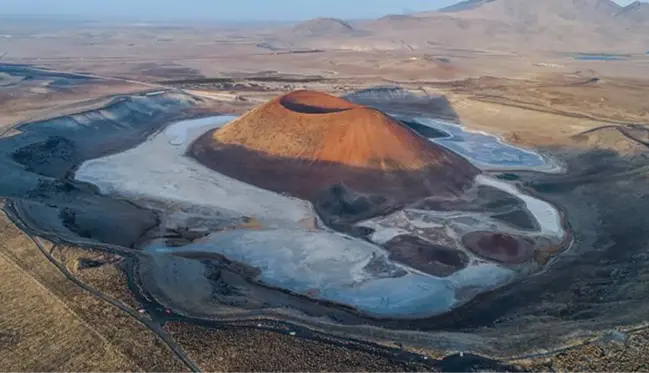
[[2, 0, 649, 371]]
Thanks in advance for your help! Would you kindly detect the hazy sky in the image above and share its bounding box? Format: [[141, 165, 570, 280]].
[[0, 0, 646, 22]]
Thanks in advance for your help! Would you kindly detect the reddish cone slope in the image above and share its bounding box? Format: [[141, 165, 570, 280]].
[[190, 90, 479, 224]]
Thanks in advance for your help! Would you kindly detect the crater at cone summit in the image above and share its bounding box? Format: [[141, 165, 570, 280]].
[[190, 90, 479, 224]]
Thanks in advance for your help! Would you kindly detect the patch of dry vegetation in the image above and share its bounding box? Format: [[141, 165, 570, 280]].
[[443, 75, 649, 124], [165, 321, 426, 372], [517, 328, 649, 372], [0, 211, 187, 371], [0, 254, 139, 371], [51, 245, 139, 309]]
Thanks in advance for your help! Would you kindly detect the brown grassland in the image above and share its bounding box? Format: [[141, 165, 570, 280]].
[[0, 209, 189, 371]]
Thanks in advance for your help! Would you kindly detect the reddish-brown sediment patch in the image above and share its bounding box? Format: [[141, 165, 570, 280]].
[[461, 231, 536, 264], [384, 235, 470, 277], [189, 90, 479, 208]]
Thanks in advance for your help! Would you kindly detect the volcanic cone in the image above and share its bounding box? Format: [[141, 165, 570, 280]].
[[190, 90, 479, 226]]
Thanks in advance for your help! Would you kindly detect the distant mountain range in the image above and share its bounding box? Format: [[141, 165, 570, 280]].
[[617, 1, 649, 22], [291, 17, 358, 37], [267, 0, 649, 53]]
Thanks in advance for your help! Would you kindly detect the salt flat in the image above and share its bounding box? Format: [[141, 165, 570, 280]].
[[74, 112, 566, 318], [147, 228, 516, 318], [74, 115, 319, 228]]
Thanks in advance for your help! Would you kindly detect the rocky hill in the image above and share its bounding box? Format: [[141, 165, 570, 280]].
[[189, 90, 478, 226], [291, 17, 357, 37], [436, 0, 621, 24], [616, 1, 649, 22], [267, 0, 649, 53], [439, 0, 499, 13]]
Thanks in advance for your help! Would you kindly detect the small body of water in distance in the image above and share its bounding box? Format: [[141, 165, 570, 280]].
[[398, 116, 563, 173], [574, 54, 628, 61]]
